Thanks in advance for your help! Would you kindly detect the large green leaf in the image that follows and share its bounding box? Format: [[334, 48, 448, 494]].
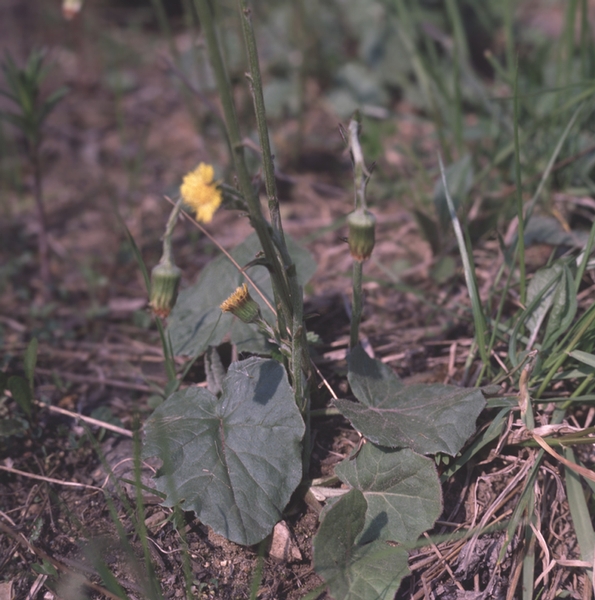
[[313, 489, 409, 600], [335, 444, 441, 544], [338, 345, 485, 455], [167, 233, 316, 356], [143, 357, 304, 546]]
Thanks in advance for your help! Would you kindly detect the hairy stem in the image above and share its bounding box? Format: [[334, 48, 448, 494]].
[[347, 114, 367, 349], [237, 0, 312, 473], [350, 260, 363, 349], [161, 197, 183, 264], [193, 0, 292, 323]]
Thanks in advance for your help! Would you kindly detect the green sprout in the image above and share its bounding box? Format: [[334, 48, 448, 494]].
[[0, 49, 69, 293]]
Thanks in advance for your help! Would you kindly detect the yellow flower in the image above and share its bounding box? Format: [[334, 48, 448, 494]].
[[180, 163, 222, 223], [220, 284, 262, 324]]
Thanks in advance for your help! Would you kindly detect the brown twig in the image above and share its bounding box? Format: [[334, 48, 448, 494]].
[[40, 402, 134, 438], [35, 367, 157, 392], [0, 464, 104, 492]]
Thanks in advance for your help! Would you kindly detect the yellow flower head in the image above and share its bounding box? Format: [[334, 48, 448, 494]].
[[180, 163, 222, 223], [220, 284, 262, 324]]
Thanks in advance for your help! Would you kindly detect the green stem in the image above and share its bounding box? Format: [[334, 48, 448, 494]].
[[444, 0, 466, 154], [513, 63, 526, 305], [193, 0, 292, 323], [237, 0, 312, 464], [349, 115, 366, 211], [350, 260, 363, 349], [31, 145, 50, 293], [156, 318, 177, 382], [161, 197, 183, 264], [347, 114, 368, 350], [393, 0, 449, 160], [237, 0, 307, 341], [238, 0, 283, 239], [503, 0, 515, 80], [536, 304, 595, 399]]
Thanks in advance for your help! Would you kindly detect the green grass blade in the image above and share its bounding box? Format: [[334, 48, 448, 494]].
[[522, 485, 536, 600], [438, 153, 488, 366], [120, 219, 151, 293], [23, 337, 38, 390], [499, 451, 543, 564], [564, 447, 595, 582], [525, 104, 583, 222], [575, 216, 595, 291], [512, 62, 526, 305], [537, 303, 595, 398], [569, 350, 595, 370]]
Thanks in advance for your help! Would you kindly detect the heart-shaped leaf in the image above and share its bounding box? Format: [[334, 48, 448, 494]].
[[167, 233, 316, 357], [313, 489, 409, 600], [143, 357, 305, 546], [335, 444, 442, 544], [337, 346, 485, 455]]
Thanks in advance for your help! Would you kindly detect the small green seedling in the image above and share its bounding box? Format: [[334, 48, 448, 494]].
[[0, 50, 68, 292], [1, 337, 38, 438]]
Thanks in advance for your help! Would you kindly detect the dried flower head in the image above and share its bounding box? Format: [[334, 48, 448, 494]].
[[220, 284, 262, 324], [180, 163, 222, 223]]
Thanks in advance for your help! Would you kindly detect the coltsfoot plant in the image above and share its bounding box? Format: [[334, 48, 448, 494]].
[[141, 1, 486, 598]]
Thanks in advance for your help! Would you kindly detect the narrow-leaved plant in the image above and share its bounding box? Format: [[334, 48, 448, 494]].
[[0, 50, 68, 294]]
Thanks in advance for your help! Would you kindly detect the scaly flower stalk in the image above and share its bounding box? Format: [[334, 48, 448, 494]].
[[192, 0, 293, 326], [346, 113, 376, 349], [149, 198, 184, 318]]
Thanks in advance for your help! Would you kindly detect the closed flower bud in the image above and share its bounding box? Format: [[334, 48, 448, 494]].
[[150, 259, 182, 318], [220, 284, 262, 324], [347, 209, 376, 261]]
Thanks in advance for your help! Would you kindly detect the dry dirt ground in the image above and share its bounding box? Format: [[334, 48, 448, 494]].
[[1, 2, 593, 599]]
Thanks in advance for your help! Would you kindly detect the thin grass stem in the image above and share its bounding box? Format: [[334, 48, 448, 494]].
[[575, 216, 595, 291], [536, 304, 595, 398], [512, 63, 526, 305], [438, 153, 488, 367]]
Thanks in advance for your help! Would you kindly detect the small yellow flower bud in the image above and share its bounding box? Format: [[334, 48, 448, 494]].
[[347, 208, 376, 261], [220, 284, 262, 324], [149, 259, 182, 318], [180, 163, 223, 223]]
